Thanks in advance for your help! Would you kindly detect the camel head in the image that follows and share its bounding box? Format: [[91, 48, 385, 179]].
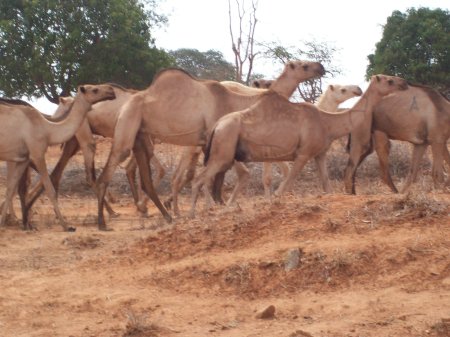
[[369, 74, 409, 96], [327, 84, 363, 104], [252, 79, 273, 89], [77, 84, 116, 105], [283, 60, 326, 82]]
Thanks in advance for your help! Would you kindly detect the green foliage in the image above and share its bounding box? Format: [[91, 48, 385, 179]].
[[0, 0, 173, 103], [366, 7, 450, 92], [169, 48, 236, 81]]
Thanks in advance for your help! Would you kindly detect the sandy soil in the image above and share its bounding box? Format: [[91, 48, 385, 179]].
[[0, 141, 449, 337]]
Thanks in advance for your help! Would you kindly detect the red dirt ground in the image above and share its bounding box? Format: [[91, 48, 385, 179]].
[[0, 140, 449, 337]]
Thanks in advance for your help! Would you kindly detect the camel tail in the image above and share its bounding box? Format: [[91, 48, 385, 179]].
[[203, 128, 216, 166]]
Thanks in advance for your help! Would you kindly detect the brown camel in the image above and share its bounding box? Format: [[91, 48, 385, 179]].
[[24, 84, 167, 217], [261, 83, 363, 198], [189, 74, 408, 217], [95, 60, 325, 229], [161, 68, 326, 216], [0, 84, 116, 231], [344, 84, 450, 194]]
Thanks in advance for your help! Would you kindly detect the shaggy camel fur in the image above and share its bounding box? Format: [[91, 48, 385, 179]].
[[189, 75, 408, 217], [162, 69, 325, 216], [25, 84, 165, 217], [95, 60, 325, 228], [262, 84, 363, 198], [0, 84, 115, 230], [0, 98, 73, 221], [344, 84, 450, 194]]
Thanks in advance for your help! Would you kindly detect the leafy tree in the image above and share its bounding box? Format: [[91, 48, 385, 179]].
[[366, 7, 449, 93], [261, 40, 341, 103], [0, 0, 173, 103], [169, 48, 236, 81]]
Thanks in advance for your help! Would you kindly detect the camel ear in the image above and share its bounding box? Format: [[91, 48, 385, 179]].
[[253, 80, 260, 88], [59, 97, 67, 104], [375, 75, 380, 82], [289, 61, 295, 70], [79, 86, 86, 94], [329, 85, 334, 91]]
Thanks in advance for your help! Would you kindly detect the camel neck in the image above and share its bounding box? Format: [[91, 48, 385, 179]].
[[316, 95, 339, 112], [46, 96, 91, 145], [320, 85, 381, 140], [269, 71, 299, 99]]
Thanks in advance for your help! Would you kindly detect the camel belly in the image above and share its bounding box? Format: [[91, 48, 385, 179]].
[[236, 139, 296, 162]]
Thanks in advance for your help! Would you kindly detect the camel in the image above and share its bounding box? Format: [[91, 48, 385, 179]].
[[344, 84, 450, 194], [189, 74, 409, 218], [161, 78, 274, 214], [94, 60, 325, 229], [24, 84, 167, 217], [0, 84, 116, 231], [0, 97, 73, 221], [161, 72, 325, 216], [260, 83, 363, 198]]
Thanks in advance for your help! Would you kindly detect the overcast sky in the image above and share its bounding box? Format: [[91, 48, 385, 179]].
[[32, 0, 447, 111]]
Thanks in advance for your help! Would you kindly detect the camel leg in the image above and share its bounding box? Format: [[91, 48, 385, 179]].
[[274, 154, 310, 196], [17, 165, 31, 230], [430, 143, 446, 188], [372, 131, 398, 193], [190, 165, 224, 219], [0, 161, 29, 227], [31, 155, 71, 231], [262, 162, 273, 198], [400, 144, 427, 193], [150, 154, 166, 188], [343, 135, 373, 194], [168, 146, 201, 216], [226, 162, 250, 206], [132, 134, 172, 223], [315, 152, 332, 193], [125, 156, 148, 214]]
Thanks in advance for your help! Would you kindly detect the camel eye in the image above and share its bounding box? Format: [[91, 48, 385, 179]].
[[341, 89, 347, 93], [93, 88, 99, 94], [302, 64, 309, 71], [388, 79, 394, 85]]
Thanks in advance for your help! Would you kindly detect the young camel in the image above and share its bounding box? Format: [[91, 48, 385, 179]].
[[189, 75, 409, 217], [261, 83, 363, 198], [0, 84, 116, 231], [24, 84, 166, 217], [344, 84, 450, 194], [95, 60, 325, 229]]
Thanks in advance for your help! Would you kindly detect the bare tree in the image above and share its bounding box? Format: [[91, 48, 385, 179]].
[[228, 0, 258, 84]]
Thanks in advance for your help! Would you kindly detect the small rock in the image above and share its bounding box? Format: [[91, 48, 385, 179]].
[[256, 305, 275, 319], [285, 248, 303, 271]]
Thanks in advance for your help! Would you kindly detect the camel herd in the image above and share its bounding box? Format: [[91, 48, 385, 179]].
[[0, 60, 449, 231]]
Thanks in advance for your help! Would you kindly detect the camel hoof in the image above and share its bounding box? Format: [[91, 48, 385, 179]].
[[66, 227, 76, 232], [98, 226, 113, 232]]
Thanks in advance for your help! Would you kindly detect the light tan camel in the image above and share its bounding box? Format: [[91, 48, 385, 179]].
[[0, 97, 73, 222], [189, 75, 409, 217], [262, 84, 363, 197], [24, 84, 166, 217], [0, 84, 116, 230], [344, 84, 450, 194], [161, 71, 323, 216], [95, 60, 325, 229]]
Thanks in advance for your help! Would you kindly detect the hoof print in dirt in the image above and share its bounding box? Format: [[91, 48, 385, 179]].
[[256, 305, 275, 319]]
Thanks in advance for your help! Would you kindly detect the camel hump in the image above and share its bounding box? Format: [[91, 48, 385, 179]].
[[0, 97, 34, 107]]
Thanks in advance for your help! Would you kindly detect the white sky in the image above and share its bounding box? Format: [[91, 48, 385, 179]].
[[31, 0, 448, 111]]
